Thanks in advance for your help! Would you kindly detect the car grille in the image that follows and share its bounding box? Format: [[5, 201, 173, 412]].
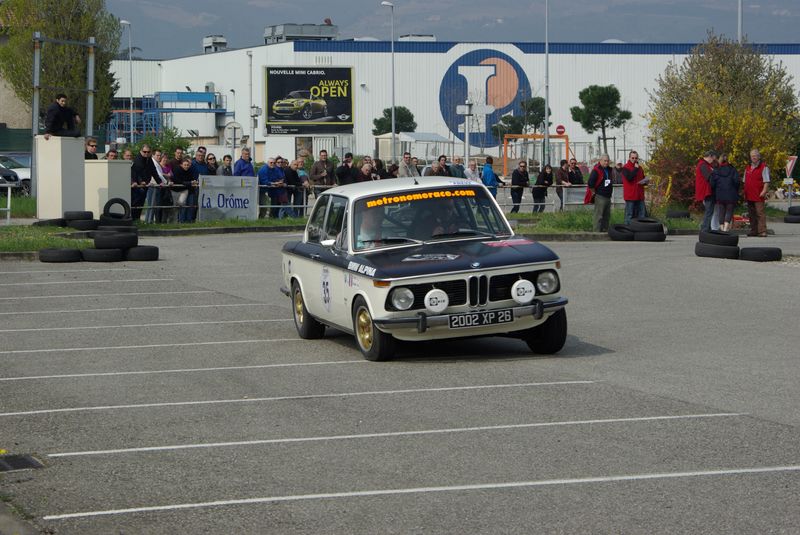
[[489, 271, 558, 301], [386, 280, 467, 311], [386, 270, 558, 312]]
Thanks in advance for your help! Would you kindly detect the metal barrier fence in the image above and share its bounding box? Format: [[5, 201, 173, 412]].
[[111, 182, 633, 224], [1, 184, 12, 225]]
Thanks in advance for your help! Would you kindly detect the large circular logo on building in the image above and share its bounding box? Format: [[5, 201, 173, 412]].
[[439, 49, 531, 148]]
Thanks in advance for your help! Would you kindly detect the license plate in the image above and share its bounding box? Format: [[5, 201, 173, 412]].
[[448, 309, 514, 329]]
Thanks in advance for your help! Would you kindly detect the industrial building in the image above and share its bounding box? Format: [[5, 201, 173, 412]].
[[108, 23, 800, 164]]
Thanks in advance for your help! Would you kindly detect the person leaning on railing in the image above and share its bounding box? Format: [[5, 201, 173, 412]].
[[555, 159, 572, 211]]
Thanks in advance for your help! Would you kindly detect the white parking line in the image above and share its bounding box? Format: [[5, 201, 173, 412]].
[[0, 290, 213, 301], [0, 278, 174, 287], [0, 360, 366, 382], [42, 465, 800, 520], [0, 381, 592, 417], [0, 319, 288, 333], [0, 268, 135, 274], [47, 413, 743, 458], [0, 338, 298, 356], [0, 303, 271, 316]]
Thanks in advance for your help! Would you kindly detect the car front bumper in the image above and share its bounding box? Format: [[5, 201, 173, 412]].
[[373, 296, 568, 335]]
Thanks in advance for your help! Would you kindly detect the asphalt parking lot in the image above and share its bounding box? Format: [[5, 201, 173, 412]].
[[1, 227, 799, 534]]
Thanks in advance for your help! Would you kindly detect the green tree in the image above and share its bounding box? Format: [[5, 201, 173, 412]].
[[0, 0, 121, 131], [490, 97, 552, 140], [130, 127, 190, 158], [570, 85, 631, 155], [372, 106, 416, 135], [520, 96, 551, 134], [648, 33, 800, 205]]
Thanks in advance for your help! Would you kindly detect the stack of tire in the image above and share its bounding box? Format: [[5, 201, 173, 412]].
[[785, 206, 800, 224], [695, 230, 782, 262], [38, 198, 159, 263], [32, 210, 99, 230], [608, 217, 667, 242]]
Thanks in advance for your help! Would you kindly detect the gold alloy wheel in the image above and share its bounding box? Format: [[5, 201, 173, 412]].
[[293, 288, 304, 325], [355, 307, 374, 350]]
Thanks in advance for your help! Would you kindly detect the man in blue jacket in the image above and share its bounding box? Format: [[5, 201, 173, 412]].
[[257, 156, 286, 218], [234, 147, 255, 177]]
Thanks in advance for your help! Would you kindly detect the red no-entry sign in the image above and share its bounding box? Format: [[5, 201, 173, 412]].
[[555, 124, 565, 135]]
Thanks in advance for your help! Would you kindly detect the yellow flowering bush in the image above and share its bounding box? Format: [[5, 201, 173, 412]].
[[648, 34, 800, 206]]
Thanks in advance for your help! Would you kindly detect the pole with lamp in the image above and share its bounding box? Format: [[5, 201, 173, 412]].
[[381, 1, 396, 164], [543, 0, 550, 166], [119, 20, 134, 144], [738, 0, 743, 44]]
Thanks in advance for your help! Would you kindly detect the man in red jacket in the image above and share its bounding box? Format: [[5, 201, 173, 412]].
[[695, 150, 717, 232], [621, 151, 647, 224], [743, 149, 770, 237]]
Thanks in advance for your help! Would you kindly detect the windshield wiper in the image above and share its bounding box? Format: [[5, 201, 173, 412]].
[[360, 236, 423, 246], [431, 229, 498, 239]]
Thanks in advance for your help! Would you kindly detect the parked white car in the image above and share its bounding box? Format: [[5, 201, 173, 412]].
[[0, 155, 31, 196], [280, 177, 568, 361]]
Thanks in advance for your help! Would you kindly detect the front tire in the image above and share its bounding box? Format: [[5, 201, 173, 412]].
[[352, 296, 395, 361], [522, 308, 567, 354], [301, 105, 313, 120], [292, 281, 325, 339]]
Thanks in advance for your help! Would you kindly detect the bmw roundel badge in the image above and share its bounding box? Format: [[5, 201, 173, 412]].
[[471, 262, 481, 268]]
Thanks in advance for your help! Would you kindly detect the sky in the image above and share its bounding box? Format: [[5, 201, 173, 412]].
[[107, 0, 799, 59]]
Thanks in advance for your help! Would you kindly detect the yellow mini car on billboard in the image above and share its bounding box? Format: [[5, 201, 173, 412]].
[[272, 90, 328, 120]]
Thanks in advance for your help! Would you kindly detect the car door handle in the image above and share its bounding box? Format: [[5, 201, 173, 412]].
[[310, 253, 321, 260]]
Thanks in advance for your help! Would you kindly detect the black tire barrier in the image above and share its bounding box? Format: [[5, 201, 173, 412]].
[[633, 231, 667, 242], [739, 247, 782, 262], [97, 225, 138, 235], [787, 206, 800, 216], [665, 209, 691, 219], [81, 248, 124, 262], [103, 197, 132, 219], [39, 248, 82, 263], [699, 230, 739, 247], [99, 214, 134, 226], [66, 219, 100, 231], [94, 232, 138, 250], [32, 218, 67, 227], [125, 245, 159, 261], [629, 217, 664, 233], [784, 215, 800, 224], [608, 224, 635, 241], [695, 241, 739, 259], [63, 210, 93, 221], [88, 230, 118, 239]]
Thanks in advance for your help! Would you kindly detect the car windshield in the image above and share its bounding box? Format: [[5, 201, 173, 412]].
[[351, 186, 512, 251], [0, 156, 24, 169], [287, 91, 309, 99]]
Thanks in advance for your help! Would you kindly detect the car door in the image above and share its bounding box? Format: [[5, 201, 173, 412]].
[[315, 195, 350, 328], [292, 195, 329, 317]]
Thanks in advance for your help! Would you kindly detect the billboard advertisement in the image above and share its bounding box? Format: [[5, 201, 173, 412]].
[[265, 67, 353, 135]]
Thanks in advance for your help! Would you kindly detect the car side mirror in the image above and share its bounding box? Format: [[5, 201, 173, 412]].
[[320, 239, 336, 248]]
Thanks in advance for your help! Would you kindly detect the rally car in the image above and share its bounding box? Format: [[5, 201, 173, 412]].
[[280, 177, 568, 361]]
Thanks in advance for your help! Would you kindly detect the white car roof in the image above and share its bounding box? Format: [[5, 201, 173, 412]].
[[326, 177, 485, 201]]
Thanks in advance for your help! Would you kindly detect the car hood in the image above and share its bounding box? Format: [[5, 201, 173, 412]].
[[12, 168, 30, 180], [353, 238, 559, 279], [276, 98, 306, 105]]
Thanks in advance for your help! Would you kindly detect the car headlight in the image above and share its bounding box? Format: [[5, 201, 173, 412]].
[[390, 287, 415, 311], [536, 271, 559, 295], [511, 279, 536, 305], [424, 289, 449, 313]]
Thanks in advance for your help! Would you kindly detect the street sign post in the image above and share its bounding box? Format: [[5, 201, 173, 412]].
[[556, 124, 565, 135]]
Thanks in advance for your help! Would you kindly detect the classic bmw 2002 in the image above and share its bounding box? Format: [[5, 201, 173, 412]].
[[281, 177, 568, 360]]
